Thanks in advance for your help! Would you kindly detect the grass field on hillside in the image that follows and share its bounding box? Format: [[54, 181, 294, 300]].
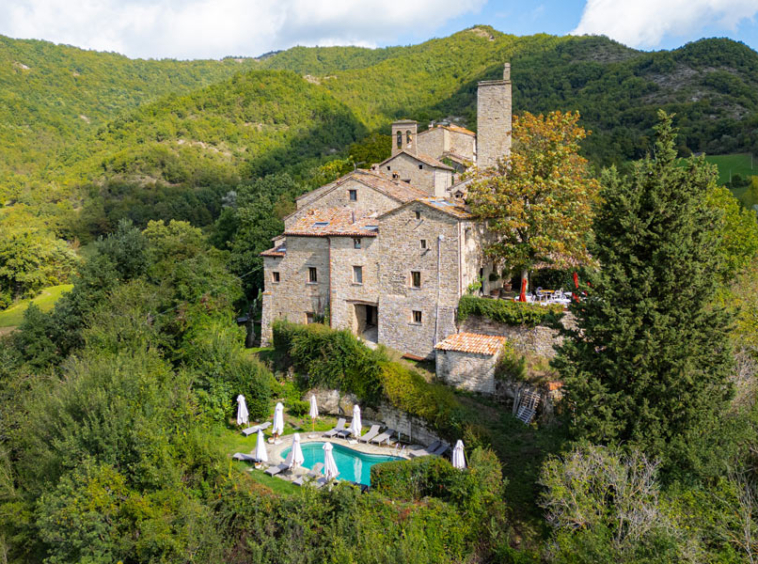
[[0, 284, 73, 328], [704, 153, 756, 184]]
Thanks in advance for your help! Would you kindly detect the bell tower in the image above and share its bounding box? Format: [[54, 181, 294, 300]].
[[391, 120, 418, 157], [476, 63, 512, 169]]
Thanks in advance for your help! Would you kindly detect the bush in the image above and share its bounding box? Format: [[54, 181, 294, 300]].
[[458, 295, 563, 326], [288, 399, 310, 417], [495, 342, 527, 382], [273, 320, 461, 435]]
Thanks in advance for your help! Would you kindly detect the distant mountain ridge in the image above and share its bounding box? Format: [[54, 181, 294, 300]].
[[1, 26, 757, 225]]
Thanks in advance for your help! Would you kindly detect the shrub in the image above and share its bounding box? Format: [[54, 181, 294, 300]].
[[458, 294, 563, 326], [288, 399, 309, 417], [495, 342, 527, 382]]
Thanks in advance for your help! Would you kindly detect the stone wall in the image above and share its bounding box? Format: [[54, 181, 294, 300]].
[[380, 152, 452, 195], [459, 313, 573, 359], [447, 130, 476, 161], [305, 387, 441, 447], [416, 127, 445, 159], [259, 236, 330, 345], [329, 235, 381, 333], [476, 64, 512, 169], [436, 348, 500, 394], [377, 202, 461, 359], [391, 120, 418, 157]]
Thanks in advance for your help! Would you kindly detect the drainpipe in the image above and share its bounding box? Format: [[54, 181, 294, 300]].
[[434, 234, 445, 348], [328, 237, 332, 327]]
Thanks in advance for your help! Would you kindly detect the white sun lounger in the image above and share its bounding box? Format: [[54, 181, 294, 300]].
[[408, 440, 442, 458], [359, 425, 381, 443], [369, 429, 395, 445], [241, 421, 272, 436], [323, 418, 347, 438], [293, 463, 324, 487], [232, 453, 262, 463], [265, 462, 290, 476]]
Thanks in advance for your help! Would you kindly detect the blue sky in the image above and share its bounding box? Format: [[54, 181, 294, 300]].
[[0, 0, 756, 59]]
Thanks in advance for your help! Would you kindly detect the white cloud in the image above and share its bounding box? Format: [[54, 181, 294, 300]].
[[0, 0, 487, 59], [571, 0, 758, 48]]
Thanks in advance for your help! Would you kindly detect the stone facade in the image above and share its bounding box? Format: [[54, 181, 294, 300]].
[[417, 126, 476, 163], [376, 202, 468, 359], [436, 348, 501, 394], [259, 61, 516, 356], [459, 314, 573, 360], [476, 63, 512, 169], [377, 152, 453, 196]]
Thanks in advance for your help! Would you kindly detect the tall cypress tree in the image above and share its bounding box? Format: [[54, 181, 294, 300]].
[[554, 112, 733, 475]]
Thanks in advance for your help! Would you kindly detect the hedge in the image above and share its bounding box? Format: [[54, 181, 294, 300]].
[[272, 320, 461, 436], [457, 295, 564, 327]]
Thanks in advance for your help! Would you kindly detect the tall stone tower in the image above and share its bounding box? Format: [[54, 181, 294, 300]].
[[391, 120, 418, 157], [476, 63, 512, 169]]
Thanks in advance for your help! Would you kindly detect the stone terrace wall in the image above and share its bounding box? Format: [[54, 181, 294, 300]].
[[459, 314, 574, 359], [305, 388, 441, 447]]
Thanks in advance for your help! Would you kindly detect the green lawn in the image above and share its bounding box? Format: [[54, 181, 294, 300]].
[[704, 153, 756, 185], [0, 284, 73, 328]]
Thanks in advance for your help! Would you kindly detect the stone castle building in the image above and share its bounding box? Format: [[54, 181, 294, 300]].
[[260, 63, 513, 360]]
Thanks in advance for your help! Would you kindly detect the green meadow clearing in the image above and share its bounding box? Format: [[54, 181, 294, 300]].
[[0, 284, 73, 328]]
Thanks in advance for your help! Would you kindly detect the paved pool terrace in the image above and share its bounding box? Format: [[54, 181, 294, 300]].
[[261, 434, 416, 485]]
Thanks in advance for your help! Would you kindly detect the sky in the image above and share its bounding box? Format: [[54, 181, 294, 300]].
[[0, 0, 756, 60]]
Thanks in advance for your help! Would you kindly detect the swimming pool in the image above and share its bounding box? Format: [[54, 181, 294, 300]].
[[281, 441, 402, 486]]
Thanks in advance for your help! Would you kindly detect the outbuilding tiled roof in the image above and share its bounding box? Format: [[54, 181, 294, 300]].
[[284, 207, 380, 237], [260, 244, 286, 257], [435, 332, 507, 355], [442, 124, 476, 137], [416, 198, 474, 219]]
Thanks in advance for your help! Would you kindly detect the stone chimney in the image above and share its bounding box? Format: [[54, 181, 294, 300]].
[[476, 63, 512, 169], [391, 120, 418, 157]]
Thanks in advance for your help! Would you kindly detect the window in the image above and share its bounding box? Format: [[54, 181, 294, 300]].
[[386, 165, 391, 171], [396, 131, 402, 149], [406, 130, 413, 146], [272, 271, 280, 283], [411, 271, 421, 288], [308, 267, 318, 283], [418, 164, 423, 170], [420, 239, 427, 249], [412, 310, 423, 324], [306, 313, 315, 324], [353, 265, 363, 284], [348, 189, 357, 201], [353, 238, 361, 249], [415, 211, 421, 220]]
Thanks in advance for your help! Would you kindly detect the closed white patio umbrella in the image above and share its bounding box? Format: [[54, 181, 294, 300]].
[[309, 394, 319, 432], [323, 442, 339, 481], [272, 402, 285, 438], [285, 433, 305, 470], [348, 404, 362, 438], [236, 394, 249, 427], [452, 440, 466, 470], [255, 429, 268, 464]]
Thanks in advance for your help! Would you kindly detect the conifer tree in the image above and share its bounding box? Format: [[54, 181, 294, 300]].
[[554, 112, 734, 475]]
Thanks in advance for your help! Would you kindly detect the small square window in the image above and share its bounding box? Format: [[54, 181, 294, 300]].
[[353, 238, 361, 249], [272, 271, 280, 283], [412, 310, 422, 324], [386, 165, 391, 171], [420, 239, 427, 249], [308, 267, 318, 283], [415, 211, 421, 220], [418, 164, 423, 170], [306, 312, 315, 324], [411, 271, 421, 288], [353, 265, 363, 284], [348, 189, 357, 201]]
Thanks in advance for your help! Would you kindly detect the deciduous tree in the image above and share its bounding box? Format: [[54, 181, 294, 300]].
[[467, 111, 600, 294]]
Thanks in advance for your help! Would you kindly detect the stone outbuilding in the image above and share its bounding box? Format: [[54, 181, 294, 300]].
[[435, 332, 507, 394]]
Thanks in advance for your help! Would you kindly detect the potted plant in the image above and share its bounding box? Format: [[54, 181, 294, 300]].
[[501, 269, 513, 292], [488, 271, 501, 297]]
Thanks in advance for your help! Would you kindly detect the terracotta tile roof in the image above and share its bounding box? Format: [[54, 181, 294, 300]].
[[378, 151, 454, 172], [260, 244, 286, 257], [284, 207, 380, 237], [351, 169, 429, 202], [443, 124, 476, 137], [435, 332, 506, 355], [417, 198, 474, 219]]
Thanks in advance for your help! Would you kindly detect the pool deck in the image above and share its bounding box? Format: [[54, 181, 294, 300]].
[[251, 433, 416, 485]]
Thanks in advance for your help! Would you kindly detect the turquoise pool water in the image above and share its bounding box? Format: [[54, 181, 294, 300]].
[[281, 441, 401, 486]]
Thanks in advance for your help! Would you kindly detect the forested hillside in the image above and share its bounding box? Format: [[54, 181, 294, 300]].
[[0, 35, 257, 183]]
